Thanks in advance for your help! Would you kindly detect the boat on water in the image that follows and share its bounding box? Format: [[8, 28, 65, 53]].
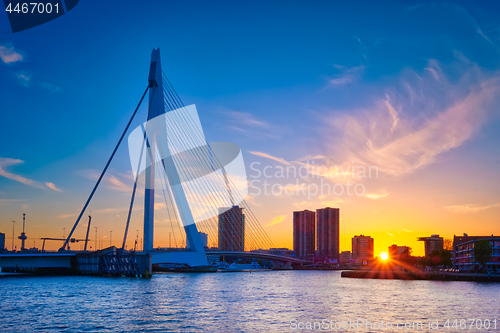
[[218, 261, 267, 272], [154, 263, 218, 273]]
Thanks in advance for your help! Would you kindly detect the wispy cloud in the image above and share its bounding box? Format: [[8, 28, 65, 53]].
[[249, 151, 290, 165], [45, 182, 63, 192], [57, 206, 140, 219], [107, 175, 131, 193], [364, 191, 389, 200], [57, 213, 76, 219], [0, 157, 62, 192], [0, 199, 25, 206], [320, 60, 500, 177], [328, 65, 365, 87], [0, 45, 23, 64], [476, 27, 493, 45], [444, 202, 500, 214], [40, 82, 61, 93], [224, 111, 269, 128], [0, 157, 45, 189], [15, 71, 60, 92], [76, 169, 100, 181], [264, 215, 286, 227], [244, 195, 262, 207], [320, 199, 342, 207], [293, 201, 313, 209], [222, 110, 283, 139], [77, 169, 134, 194], [297, 155, 327, 161], [16, 72, 31, 86]]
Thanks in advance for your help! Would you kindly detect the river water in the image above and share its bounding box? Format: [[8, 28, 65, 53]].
[[1, 271, 499, 332]]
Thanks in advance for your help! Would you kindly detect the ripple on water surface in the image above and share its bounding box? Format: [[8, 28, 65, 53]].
[[1, 271, 500, 332]]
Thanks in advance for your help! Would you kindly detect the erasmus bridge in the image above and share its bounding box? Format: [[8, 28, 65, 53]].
[[0, 49, 308, 276]]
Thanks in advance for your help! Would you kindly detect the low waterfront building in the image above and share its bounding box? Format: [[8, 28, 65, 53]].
[[339, 251, 352, 265], [207, 254, 221, 266], [452, 234, 500, 272]]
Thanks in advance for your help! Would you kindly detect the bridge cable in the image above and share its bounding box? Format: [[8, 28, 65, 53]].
[[121, 124, 147, 250], [160, 77, 259, 250], [60, 86, 149, 251], [161, 73, 274, 250]]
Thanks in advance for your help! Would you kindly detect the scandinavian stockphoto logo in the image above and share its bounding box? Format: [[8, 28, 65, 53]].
[[3, 0, 79, 33], [127, 104, 248, 226]]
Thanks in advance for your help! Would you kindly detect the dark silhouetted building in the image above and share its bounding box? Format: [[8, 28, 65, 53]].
[[339, 251, 352, 265], [0, 232, 4, 250], [417, 235, 443, 257], [388, 244, 411, 259], [293, 210, 315, 260], [352, 235, 374, 260], [316, 207, 339, 261], [187, 232, 208, 249], [218, 206, 245, 251]]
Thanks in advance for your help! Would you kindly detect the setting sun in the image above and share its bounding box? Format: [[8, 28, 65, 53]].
[[380, 252, 389, 261]]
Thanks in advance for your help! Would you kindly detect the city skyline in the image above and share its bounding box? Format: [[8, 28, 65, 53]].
[[1, 1, 500, 256]]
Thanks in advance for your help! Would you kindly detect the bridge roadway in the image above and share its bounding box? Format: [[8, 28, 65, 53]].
[[0, 252, 75, 269], [205, 251, 310, 264], [1, 250, 310, 271]]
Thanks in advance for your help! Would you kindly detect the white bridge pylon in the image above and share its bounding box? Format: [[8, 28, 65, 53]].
[[142, 48, 208, 266]]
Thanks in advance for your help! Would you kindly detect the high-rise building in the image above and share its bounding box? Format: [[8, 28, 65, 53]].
[[352, 235, 374, 260], [218, 206, 245, 251], [0, 232, 4, 250], [417, 235, 443, 257], [316, 207, 339, 260], [293, 210, 315, 260]]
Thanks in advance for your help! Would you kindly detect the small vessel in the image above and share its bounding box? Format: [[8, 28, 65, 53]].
[[154, 263, 218, 272], [219, 261, 266, 272]]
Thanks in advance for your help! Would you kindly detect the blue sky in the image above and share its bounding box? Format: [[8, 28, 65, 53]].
[[1, 1, 500, 253]]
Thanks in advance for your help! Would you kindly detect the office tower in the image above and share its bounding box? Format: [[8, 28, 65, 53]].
[[293, 210, 315, 260], [218, 206, 245, 251], [316, 207, 339, 260], [352, 235, 374, 260], [417, 235, 444, 257]]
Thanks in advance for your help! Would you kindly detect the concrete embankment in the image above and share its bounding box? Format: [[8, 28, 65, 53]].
[[341, 270, 500, 282]]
